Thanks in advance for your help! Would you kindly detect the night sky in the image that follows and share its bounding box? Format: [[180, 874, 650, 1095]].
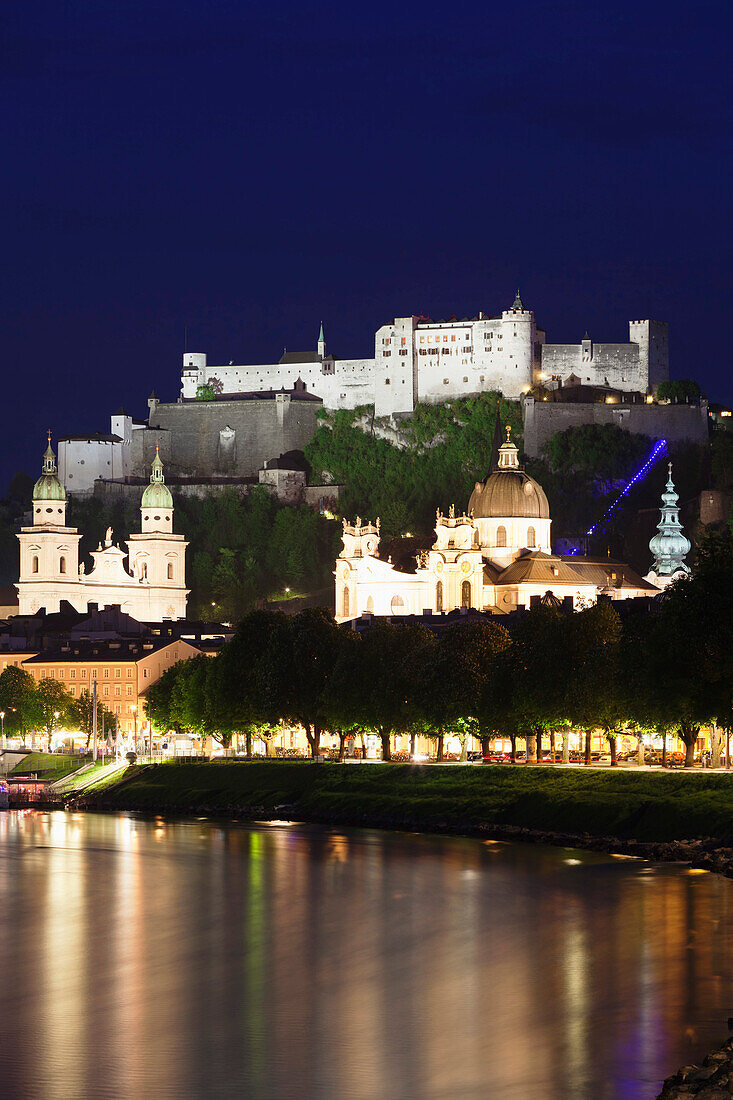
[[3, 0, 731, 487]]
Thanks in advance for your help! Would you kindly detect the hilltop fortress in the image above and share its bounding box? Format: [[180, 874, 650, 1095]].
[[180, 294, 669, 417], [58, 294, 682, 494]]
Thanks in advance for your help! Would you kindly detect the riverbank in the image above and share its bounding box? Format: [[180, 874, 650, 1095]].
[[658, 1034, 733, 1097], [71, 760, 733, 870]]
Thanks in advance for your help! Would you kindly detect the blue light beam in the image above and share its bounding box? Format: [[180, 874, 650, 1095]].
[[586, 438, 668, 536]]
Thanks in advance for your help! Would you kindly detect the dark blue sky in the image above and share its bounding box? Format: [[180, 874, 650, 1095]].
[[3, 0, 731, 486]]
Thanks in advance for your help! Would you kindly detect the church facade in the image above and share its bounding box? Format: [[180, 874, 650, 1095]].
[[17, 438, 188, 621], [335, 429, 658, 622]]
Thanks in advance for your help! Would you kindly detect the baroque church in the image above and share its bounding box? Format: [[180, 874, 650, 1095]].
[[335, 428, 667, 622], [17, 437, 188, 621]]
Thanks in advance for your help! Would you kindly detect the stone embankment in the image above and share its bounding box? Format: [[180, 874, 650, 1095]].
[[658, 1035, 733, 1098]]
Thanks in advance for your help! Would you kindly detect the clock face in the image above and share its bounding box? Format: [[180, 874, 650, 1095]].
[[365, 538, 375, 553], [435, 560, 444, 574], [461, 560, 472, 574]]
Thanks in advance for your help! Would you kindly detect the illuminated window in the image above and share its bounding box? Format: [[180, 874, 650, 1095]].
[[496, 526, 507, 547], [461, 580, 471, 608], [342, 586, 350, 618], [104, 668, 110, 678], [103, 686, 109, 697], [115, 686, 121, 697], [436, 581, 443, 612], [115, 668, 121, 678], [70, 669, 75, 679], [390, 595, 405, 615], [527, 526, 536, 547], [365, 596, 374, 614], [126, 685, 133, 696]]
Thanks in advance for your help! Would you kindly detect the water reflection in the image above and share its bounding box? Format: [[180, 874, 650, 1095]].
[[0, 812, 730, 1099]]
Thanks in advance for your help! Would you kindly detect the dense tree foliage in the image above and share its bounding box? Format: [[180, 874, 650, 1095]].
[[147, 534, 733, 766], [305, 394, 521, 537], [656, 379, 703, 403], [66, 486, 339, 621]]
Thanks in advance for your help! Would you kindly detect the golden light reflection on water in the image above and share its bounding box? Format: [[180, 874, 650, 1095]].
[[0, 814, 732, 1099]]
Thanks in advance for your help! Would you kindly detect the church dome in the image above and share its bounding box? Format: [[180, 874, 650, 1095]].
[[141, 448, 173, 509], [468, 428, 549, 520], [33, 437, 65, 502]]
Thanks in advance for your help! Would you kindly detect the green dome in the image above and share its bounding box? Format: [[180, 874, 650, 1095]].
[[33, 473, 66, 501], [33, 438, 66, 501], [141, 481, 173, 508], [141, 447, 173, 509]]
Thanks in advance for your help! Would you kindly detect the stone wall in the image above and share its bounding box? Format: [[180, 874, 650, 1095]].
[[522, 396, 709, 457], [131, 392, 322, 480]]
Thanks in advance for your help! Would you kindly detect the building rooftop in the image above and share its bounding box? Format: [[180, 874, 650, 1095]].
[[23, 637, 183, 663]]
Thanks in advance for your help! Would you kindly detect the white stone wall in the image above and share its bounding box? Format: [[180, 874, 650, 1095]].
[[180, 308, 665, 416], [58, 437, 127, 495]]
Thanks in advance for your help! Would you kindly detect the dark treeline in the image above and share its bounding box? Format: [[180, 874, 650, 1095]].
[[147, 532, 733, 767]]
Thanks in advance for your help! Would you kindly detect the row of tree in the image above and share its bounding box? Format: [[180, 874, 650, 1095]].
[[146, 532, 733, 766], [0, 666, 118, 749]]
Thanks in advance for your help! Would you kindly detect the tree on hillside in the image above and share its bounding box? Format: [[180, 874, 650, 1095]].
[[354, 621, 435, 760], [36, 678, 74, 751], [509, 606, 570, 763], [656, 379, 702, 404], [644, 530, 733, 765], [562, 601, 622, 765], [0, 666, 40, 742], [68, 689, 118, 749]]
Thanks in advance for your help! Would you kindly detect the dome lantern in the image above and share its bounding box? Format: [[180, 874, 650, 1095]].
[[32, 431, 66, 505], [141, 444, 173, 511]]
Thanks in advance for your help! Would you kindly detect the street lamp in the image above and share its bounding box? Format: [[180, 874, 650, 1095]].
[[0, 711, 5, 748], [131, 704, 138, 755], [53, 711, 59, 754]]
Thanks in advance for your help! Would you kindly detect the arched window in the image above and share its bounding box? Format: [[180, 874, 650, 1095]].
[[527, 526, 536, 548], [342, 585, 350, 618], [436, 580, 443, 612], [365, 596, 374, 614], [32, 555, 39, 574], [390, 594, 405, 615], [59, 556, 66, 574], [461, 580, 471, 608], [167, 562, 174, 580], [496, 525, 507, 547]]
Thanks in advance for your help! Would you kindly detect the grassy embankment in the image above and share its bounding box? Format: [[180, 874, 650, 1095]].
[[9, 752, 86, 778], [82, 761, 733, 844]]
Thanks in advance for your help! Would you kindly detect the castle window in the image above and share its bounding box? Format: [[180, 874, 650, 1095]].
[[390, 595, 405, 615], [436, 581, 443, 612], [167, 562, 174, 579], [463, 376, 468, 383], [59, 556, 66, 574], [32, 555, 39, 574], [496, 526, 507, 547], [342, 586, 350, 618], [527, 526, 536, 547], [461, 580, 471, 609], [385, 379, 390, 385], [115, 668, 121, 678]]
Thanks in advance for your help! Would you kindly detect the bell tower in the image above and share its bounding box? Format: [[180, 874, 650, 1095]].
[[17, 433, 83, 613]]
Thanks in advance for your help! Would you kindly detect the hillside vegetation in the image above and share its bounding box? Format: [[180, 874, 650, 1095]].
[[305, 394, 522, 537]]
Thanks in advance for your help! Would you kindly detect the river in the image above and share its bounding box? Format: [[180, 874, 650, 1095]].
[[0, 812, 730, 1099]]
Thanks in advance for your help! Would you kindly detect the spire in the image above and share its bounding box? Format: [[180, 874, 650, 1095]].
[[150, 442, 164, 483], [317, 321, 326, 358], [497, 424, 519, 469], [512, 289, 524, 311], [648, 462, 691, 579], [318, 321, 324, 344], [42, 429, 57, 475]]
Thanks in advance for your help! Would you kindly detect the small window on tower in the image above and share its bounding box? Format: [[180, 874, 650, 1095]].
[[32, 555, 39, 574], [167, 563, 173, 580], [59, 556, 66, 574]]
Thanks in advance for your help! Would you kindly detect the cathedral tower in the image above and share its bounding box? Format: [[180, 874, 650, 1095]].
[[127, 448, 188, 618], [17, 434, 83, 613]]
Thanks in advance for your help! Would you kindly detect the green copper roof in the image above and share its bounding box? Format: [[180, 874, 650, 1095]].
[[649, 463, 691, 577], [318, 321, 325, 344], [33, 433, 66, 502], [141, 447, 173, 509], [512, 290, 524, 311]]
